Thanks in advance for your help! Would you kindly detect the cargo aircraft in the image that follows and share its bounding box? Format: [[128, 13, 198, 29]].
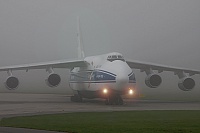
[[0, 18, 199, 105]]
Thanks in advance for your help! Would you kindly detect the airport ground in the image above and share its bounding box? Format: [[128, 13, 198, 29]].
[[0, 93, 200, 133]]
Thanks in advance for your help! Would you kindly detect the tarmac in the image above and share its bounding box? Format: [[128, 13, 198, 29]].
[[0, 93, 200, 133]]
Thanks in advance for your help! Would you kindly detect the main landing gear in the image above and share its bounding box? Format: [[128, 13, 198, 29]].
[[105, 95, 123, 105], [70, 94, 83, 102]]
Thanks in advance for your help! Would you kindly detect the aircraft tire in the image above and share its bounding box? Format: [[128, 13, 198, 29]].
[[105, 99, 109, 105], [118, 96, 124, 105], [70, 94, 83, 102], [105, 97, 113, 105], [105, 95, 123, 105], [112, 95, 123, 105]]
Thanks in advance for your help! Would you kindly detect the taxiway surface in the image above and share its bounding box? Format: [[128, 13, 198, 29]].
[[0, 93, 200, 119]]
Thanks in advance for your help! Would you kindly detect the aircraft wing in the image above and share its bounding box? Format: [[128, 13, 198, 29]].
[[126, 59, 200, 76], [0, 59, 87, 72]]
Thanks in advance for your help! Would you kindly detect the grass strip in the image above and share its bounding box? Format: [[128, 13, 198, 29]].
[[1, 111, 200, 133]]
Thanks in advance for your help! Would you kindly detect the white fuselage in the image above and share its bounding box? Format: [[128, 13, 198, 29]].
[[69, 52, 136, 98]]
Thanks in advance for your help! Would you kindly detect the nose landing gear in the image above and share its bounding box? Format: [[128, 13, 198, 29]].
[[70, 94, 83, 102], [105, 95, 123, 105]]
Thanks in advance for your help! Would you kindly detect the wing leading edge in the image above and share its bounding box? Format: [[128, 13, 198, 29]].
[[0, 59, 87, 72], [126, 59, 200, 77]]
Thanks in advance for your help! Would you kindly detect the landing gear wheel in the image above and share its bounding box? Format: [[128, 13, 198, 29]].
[[105, 99, 109, 105], [113, 95, 123, 105], [70, 94, 83, 102], [105, 95, 123, 105], [117, 96, 124, 105], [105, 97, 113, 105]]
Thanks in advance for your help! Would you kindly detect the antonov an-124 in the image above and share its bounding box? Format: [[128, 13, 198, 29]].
[[0, 18, 199, 105]]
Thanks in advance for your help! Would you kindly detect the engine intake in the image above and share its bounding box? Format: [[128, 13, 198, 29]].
[[178, 77, 195, 91], [46, 73, 61, 87], [145, 74, 162, 88], [5, 76, 19, 90]]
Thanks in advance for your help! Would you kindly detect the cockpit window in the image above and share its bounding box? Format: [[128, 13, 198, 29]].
[[118, 55, 122, 58], [112, 55, 117, 58], [107, 54, 125, 62]]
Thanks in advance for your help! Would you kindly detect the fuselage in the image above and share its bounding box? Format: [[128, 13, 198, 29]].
[[69, 52, 136, 99]]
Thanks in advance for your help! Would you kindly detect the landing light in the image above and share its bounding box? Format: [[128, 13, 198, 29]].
[[103, 88, 108, 94], [129, 89, 134, 95]]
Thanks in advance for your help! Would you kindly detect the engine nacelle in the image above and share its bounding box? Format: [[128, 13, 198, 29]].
[[178, 77, 195, 91], [5, 76, 19, 90], [46, 73, 61, 87], [145, 74, 162, 88]]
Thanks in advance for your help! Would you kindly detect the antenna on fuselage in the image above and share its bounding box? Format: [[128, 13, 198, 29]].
[[77, 16, 85, 58]]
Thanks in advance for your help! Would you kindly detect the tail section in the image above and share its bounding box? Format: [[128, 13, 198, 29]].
[[77, 16, 85, 58]]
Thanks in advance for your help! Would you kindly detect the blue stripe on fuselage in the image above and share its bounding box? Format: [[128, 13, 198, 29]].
[[70, 70, 136, 84], [128, 71, 136, 83], [70, 70, 116, 83], [69, 80, 116, 83], [95, 69, 117, 77]]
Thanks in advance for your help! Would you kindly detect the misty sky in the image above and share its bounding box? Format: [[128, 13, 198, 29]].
[[0, 0, 199, 101]]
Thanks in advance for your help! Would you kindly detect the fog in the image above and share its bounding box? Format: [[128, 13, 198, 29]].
[[0, 0, 199, 101]]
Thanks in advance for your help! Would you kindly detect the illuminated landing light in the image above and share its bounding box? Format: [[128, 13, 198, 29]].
[[129, 89, 134, 95], [103, 88, 108, 94]]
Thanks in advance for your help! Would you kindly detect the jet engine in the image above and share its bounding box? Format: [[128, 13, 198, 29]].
[[5, 76, 19, 90], [46, 73, 61, 87], [145, 74, 162, 88], [178, 77, 195, 91]]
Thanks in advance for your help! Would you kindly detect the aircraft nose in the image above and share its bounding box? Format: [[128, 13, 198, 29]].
[[116, 73, 129, 90]]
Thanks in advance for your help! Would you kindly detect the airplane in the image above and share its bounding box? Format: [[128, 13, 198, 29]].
[[0, 17, 199, 105]]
